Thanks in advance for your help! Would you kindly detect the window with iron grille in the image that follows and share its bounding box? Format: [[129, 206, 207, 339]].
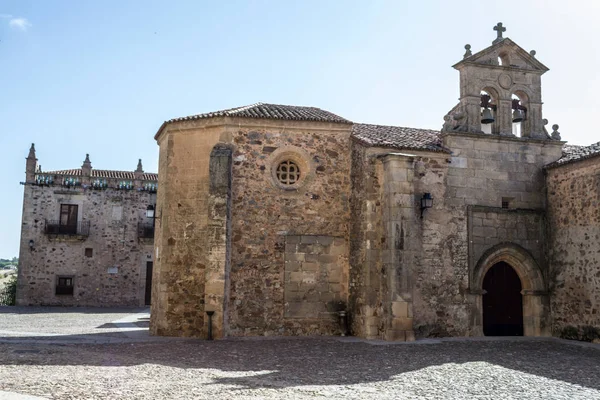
[[56, 276, 74, 295]]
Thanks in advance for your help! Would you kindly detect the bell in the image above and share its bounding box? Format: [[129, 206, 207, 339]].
[[481, 108, 495, 124], [512, 109, 524, 123]]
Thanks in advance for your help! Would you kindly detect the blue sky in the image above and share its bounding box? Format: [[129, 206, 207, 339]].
[[1, 1, 599, 258]]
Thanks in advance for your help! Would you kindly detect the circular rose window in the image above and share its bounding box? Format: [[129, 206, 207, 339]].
[[276, 160, 301, 185]]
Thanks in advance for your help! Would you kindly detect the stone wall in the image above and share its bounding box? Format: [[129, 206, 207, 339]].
[[547, 156, 600, 331], [468, 207, 546, 284], [150, 122, 226, 337], [228, 122, 352, 336], [349, 132, 563, 340], [151, 118, 352, 338], [152, 118, 568, 340], [17, 185, 155, 306], [283, 235, 346, 322], [422, 132, 562, 337], [348, 144, 380, 338]]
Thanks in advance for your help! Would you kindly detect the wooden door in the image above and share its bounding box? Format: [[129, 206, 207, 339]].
[[483, 262, 524, 336], [145, 261, 153, 305]]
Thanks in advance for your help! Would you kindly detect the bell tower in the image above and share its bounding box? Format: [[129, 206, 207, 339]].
[[442, 23, 554, 140]]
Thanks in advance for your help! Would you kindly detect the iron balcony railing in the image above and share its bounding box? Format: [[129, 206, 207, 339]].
[[137, 222, 155, 239], [44, 220, 90, 237]]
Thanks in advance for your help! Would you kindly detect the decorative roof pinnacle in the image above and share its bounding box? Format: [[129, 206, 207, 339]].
[[463, 44, 472, 59], [82, 153, 92, 170], [27, 143, 36, 159]]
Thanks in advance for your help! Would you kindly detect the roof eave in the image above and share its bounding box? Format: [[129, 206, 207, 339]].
[[154, 121, 169, 142], [545, 151, 600, 170], [350, 135, 450, 153]]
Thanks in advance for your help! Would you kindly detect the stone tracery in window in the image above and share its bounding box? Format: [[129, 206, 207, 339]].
[[276, 160, 301, 185]]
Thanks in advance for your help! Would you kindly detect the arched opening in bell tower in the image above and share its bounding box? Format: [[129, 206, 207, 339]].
[[511, 92, 528, 137], [480, 89, 498, 134], [498, 51, 510, 67]]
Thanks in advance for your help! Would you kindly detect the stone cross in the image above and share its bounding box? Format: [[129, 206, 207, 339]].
[[493, 22, 506, 44]]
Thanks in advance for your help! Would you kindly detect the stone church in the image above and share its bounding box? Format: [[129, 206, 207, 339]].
[[150, 24, 600, 341]]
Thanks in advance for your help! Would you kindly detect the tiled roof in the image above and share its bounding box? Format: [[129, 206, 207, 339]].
[[351, 123, 449, 153], [42, 169, 158, 181], [164, 102, 351, 125], [546, 142, 600, 169]]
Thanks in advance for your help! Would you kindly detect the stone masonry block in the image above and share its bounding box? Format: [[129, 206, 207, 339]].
[[305, 253, 318, 262], [289, 272, 304, 282], [285, 236, 300, 244], [300, 272, 316, 284], [284, 243, 297, 253], [286, 261, 302, 272], [385, 329, 406, 341], [482, 218, 497, 227], [316, 236, 334, 246], [448, 168, 474, 177], [287, 253, 305, 262], [392, 317, 414, 331], [319, 254, 338, 264], [301, 262, 319, 272], [301, 236, 318, 244], [473, 226, 497, 238], [392, 301, 409, 318], [333, 237, 345, 246]]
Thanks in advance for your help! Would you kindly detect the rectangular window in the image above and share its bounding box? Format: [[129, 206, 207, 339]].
[[59, 204, 78, 234], [85, 248, 93, 258], [56, 276, 74, 295], [501, 197, 513, 209]]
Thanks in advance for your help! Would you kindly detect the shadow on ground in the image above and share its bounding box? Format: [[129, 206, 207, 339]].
[[1, 336, 599, 391]]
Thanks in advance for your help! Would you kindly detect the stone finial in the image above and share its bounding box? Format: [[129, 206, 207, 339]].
[[542, 118, 550, 138], [551, 124, 561, 140], [530, 50, 537, 57], [493, 22, 506, 44], [27, 143, 36, 160], [82, 154, 92, 169], [26, 143, 38, 182], [82, 153, 92, 178], [134, 159, 144, 184], [463, 44, 472, 59]]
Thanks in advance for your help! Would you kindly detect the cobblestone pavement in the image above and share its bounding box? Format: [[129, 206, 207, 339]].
[[0, 307, 599, 399], [0, 306, 153, 343]]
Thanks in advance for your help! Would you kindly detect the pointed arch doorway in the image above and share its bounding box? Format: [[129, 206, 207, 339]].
[[471, 243, 551, 337], [482, 262, 523, 336]]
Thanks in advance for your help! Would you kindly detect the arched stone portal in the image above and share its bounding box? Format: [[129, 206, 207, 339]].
[[470, 243, 550, 337]]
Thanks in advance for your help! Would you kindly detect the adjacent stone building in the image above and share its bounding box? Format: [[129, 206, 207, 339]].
[[546, 143, 600, 331], [17, 146, 158, 307], [150, 24, 599, 340]]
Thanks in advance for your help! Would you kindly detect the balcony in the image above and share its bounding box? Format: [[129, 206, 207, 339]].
[[137, 222, 155, 240], [44, 220, 90, 239]]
